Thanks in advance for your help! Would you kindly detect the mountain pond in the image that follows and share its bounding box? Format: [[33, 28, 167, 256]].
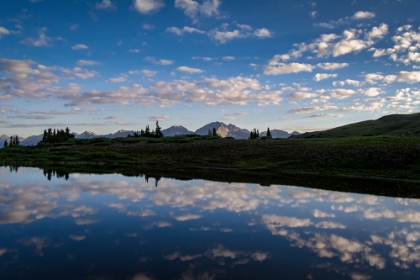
[[0, 167, 419, 280]]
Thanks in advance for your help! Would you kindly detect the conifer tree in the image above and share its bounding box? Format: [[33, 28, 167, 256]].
[[4, 140, 7, 148], [212, 127, 217, 136], [15, 136, 19, 145], [267, 127, 272, 138]]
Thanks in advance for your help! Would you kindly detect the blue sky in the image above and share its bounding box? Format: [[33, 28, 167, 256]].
[[1, 0, 420, 137]]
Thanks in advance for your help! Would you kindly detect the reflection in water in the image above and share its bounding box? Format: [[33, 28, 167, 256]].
[[0, 167, 419, 279]]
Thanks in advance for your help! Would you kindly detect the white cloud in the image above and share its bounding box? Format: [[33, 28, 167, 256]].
[[95, 0, 116, 10], [315, 221, 346, 229], [358, 87, 382, 97], [71, 44, 89, 50], [330, 89, 356, 99], [172, 66, 204, 74], [222, 56, 235, 61], [332, 38, 368, 57], [397, 71, 420, 83], [0, 27, 11, 39], [209, 29, 242, 43], [317, 63, 349, 70], [367, 23, 388, 40], [128, 49, 140, 53], [333, 79, 363, 87], [264, 62, 315, 75], [313, 209, 336, 218], [145, 57, 174, 65], [166, 26, 205, 36], [21, 27, 53, 47], [310, 11, 318, 19], [76, 60, 100, 66], [365, 73, 397, 84], [254, 28, 272, 38], [108, 76, 127, 83], [175, 0, 221, 22], [148, 114, 170, 121], [352, 11, 375, 20], [288, 92, 318, 100], [237, 24, 252, 30], [132, 0, 164, 14], [314, 73, 338, 81], [172, 213, 201, 221], [140, 70, 158, 77], [287, 105, 337, 114], [262, 215, 313, 228]]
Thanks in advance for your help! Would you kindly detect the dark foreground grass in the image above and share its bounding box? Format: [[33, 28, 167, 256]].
[[1, 135, 420, 188]]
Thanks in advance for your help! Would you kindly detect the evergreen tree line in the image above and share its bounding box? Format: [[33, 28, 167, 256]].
[[129, 121, 164, 138], [41, 127, 75, 144], [3, 136, 20, 148], [249, 127, 272, 139]]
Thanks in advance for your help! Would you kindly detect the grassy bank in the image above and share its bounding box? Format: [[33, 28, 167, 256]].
[[1, 135, 420, 181]]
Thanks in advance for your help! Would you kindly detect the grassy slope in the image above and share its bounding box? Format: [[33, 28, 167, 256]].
[[294, 112, 420, 138]]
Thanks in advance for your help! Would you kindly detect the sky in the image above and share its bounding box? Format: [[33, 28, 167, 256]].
[[1, 0, 420, 137]]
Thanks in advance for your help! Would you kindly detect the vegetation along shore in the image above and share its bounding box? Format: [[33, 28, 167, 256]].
[[1, 114, 420, 195]]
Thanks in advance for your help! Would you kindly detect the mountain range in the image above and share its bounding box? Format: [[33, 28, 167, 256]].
[[0, 122, 298, 147]]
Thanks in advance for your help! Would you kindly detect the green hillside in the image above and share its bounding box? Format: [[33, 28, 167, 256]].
[[293, 112, 420, 138]]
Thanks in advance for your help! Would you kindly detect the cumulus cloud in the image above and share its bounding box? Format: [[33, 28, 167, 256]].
[[332, 37, 368, 57], [175, 0, 221, 22], [171, 213, 201, 221], [262, 215, 313, 228], [358, 87, 382, 97], [108, 76, 127, 83], [330, 89, 356, 99], [71, 44, 89, 50], [352, 11, 375, 20], [222, 56, 235, 61], [208, 29, 242, 43], [287, 105, 337, 114], [254, 28, 272, 38], [397, 71, 420, 83], [148, 115, 170, 121], [132, 0, 164, 14], [365, 73, 396, 84], [314, 73, 338, 81], [264, 62, 315, 75], [139, 70, 158, 77], [21, 27, 53, 47], [76, 60, 100, 66], [172, 66, 204, 74], [166, 26, 205, 36], [367, 23, 388, 40], [0, 27, 11, 39], [95, 0, 116, 10], [317, 63, 349, 70], [288, 92, 318, 100], [145, 56, 174, 65]]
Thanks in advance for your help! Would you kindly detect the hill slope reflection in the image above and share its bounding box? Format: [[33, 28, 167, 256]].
[[0, 167, 419, 279]]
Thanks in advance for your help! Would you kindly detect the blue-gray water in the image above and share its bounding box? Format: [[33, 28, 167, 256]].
[[0, 167, 419, 280]]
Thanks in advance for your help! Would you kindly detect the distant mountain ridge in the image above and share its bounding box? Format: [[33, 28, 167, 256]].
[[0, 122, 300, 147]]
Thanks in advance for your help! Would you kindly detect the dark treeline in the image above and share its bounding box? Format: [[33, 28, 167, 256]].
[[129, 121, 164, 138], [41, 127, 75, 144], [3, 136, 20, 148], [250, 127, 272, 139]]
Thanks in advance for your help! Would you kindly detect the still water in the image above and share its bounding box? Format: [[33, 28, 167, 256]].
[[0, 167, 419, 280]]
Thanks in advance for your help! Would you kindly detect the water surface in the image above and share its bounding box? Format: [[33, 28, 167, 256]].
[[0, 167, 419, 280]]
